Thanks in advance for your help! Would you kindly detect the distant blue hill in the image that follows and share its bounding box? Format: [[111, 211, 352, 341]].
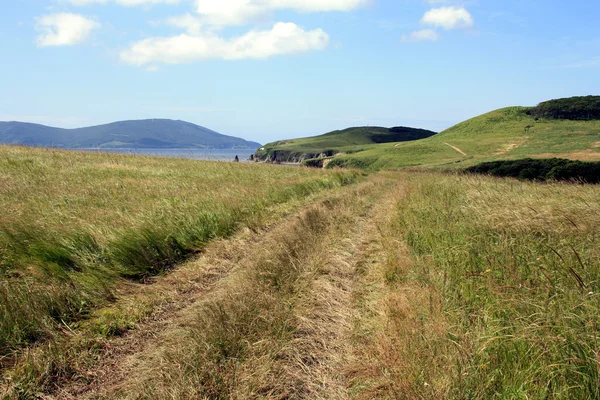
[[0, 119, 261, 149]]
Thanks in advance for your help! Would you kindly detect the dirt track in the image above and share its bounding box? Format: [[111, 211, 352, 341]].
[[38, 176, 407, 399], [444, 142, 467, 156]]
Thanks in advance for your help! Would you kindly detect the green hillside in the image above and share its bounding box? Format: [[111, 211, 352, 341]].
[[254, 126, 436, 163], [327, 99, 600, 170], [0, 119, 261, 149]]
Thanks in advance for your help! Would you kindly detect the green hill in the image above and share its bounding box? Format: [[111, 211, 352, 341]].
[[327, 97, 600, 170], [254, 126, 436, 163], [0, 119, 261, 149]]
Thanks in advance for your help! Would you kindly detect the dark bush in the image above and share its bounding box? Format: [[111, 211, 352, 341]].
[[302, 158, 326, 168], [527, 96, 600, 120], [371, 127, 437, 143], [465, 158, 600, 183]]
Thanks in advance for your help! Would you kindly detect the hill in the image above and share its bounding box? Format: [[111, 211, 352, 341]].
[[253, 126, 437, 163], [0, 119, 261, 149], [326, 97, 600, 170]]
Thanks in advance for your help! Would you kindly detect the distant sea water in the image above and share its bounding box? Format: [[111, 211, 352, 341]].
[[79, 148, 257, 162]]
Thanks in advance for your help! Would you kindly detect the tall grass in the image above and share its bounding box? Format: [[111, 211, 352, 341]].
[[95, 184, 372, 399], [0, 145, 360, 357], [392, 172, 600, 398]]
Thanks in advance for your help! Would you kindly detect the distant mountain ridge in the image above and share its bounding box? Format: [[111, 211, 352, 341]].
[[0, 119, 261, 149]]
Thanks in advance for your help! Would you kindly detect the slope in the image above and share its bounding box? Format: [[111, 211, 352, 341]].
[[0, 119, 261, 149], [254, 126, 436, 163], [328, 100, 600, 170]]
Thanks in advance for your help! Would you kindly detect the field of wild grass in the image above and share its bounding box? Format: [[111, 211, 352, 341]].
[[390, 172, 600, 398], [3, 143, 599, 399], [0, 145, 358, 357]]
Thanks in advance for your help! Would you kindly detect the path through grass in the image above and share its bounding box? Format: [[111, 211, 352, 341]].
[[2, 149, 599, 398], [0, 145, 360, 360], [351, 172, 600, 399]]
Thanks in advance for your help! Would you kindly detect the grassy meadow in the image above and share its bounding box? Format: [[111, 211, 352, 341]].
[[356, 172, 600, 399], [2, 139, 600, 399], [259, 106, 600, 170], [0, 145, 359, 358], [88, 179, 386, 399]]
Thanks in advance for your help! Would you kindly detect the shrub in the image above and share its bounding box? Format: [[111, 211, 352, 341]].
[[302, 158, 326, 168], [527, 96, 600, 120], [465, 158, 600, 183]]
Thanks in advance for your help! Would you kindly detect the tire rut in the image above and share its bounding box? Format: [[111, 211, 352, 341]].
[[45, 177, 403, 400], [241, 177, 403, 399], [48, 181, 379, 399]]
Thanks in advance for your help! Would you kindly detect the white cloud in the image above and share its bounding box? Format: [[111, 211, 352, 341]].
[[63, 0, 107, 4], [116, 0, 179, 5], [59, 0, 364, 65], [167, 14, 204, 35], [36, 13, 100, 46], [65, 0, 179, 5], [401, 29, 438, 42], [66, 0, 363, 12], [421, 6, 473, 30], [195, 0, 370, 26], [120, 22, 329, 65]]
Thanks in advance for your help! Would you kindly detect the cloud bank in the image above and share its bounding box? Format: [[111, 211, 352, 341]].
[[120, 22, 329, 65], [41, 0, 368, 66], [119, 0, 368, 65], [194, 0, 371, 26], [65, 0, 179, 6]]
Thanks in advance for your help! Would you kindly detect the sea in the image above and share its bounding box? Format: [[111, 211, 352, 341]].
[[80, 148, 257, 162]]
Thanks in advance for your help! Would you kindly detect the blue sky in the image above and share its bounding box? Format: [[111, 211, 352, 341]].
[[1, 0, 599, 144]]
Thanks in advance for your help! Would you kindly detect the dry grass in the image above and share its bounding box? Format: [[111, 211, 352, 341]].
[[533, 150, 600, 161], [345, 172, 600, 399], [373, 172, 600, 399], [495, 140, 527, 155], [5, 148, 596, 399], [345, 180, 453, 399], [85, 180, 385, 400], [0, 145, 361, 396]]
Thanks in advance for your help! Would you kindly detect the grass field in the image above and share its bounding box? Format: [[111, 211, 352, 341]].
[[0, 145, 359, 359], [352, 172, 600, 399], [2, 144, 600, 399]]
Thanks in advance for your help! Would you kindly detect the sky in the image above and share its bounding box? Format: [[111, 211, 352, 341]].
[[1, 0, 599, 144]]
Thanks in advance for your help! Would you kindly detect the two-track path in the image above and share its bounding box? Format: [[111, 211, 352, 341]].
[[44, 175, 407, 400]]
